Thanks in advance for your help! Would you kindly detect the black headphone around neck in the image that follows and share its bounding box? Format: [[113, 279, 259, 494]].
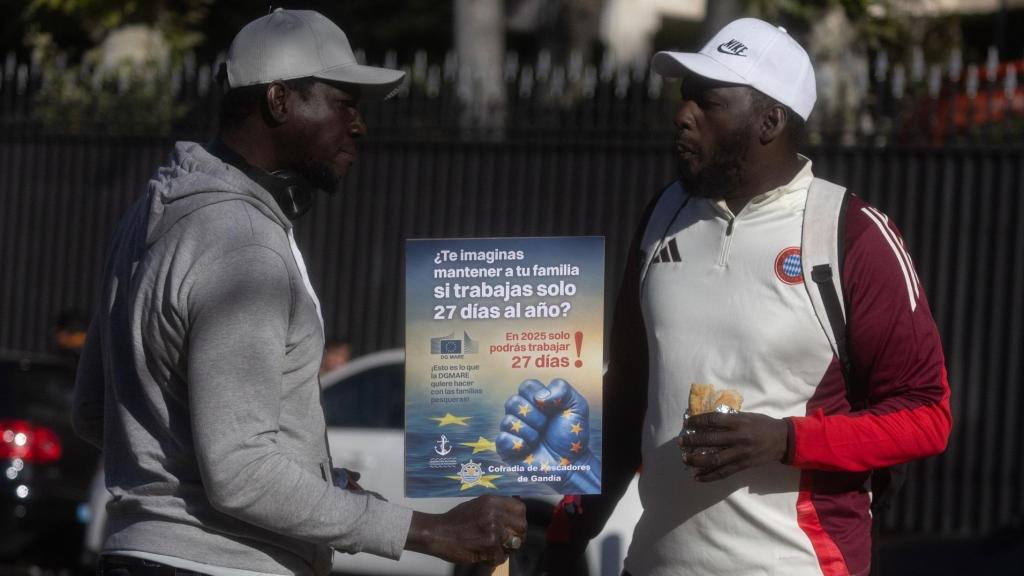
[[206, 139, 320, 220]]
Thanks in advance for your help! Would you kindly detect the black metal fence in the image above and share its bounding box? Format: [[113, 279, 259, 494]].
[[2, 47, 1024, 144], [1, 131, 1021, 538]]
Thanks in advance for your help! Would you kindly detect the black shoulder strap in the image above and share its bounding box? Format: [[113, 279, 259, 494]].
[[810, 268, 863, 412], [803, 179, 862, 407]]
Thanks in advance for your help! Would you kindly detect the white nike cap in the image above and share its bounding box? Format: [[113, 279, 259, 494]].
[[225, 9, 405, 100], [652, 18, 816, 120]]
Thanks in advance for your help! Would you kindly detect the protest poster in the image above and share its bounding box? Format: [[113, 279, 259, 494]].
[[405, 237, 604, 497]]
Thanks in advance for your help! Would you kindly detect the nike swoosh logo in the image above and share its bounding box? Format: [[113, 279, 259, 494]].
[[717, 44, 748, 56]]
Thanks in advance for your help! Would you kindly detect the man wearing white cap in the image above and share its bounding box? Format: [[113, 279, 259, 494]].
[[545, 18, 950, 575], [73, 9, 525, 576]]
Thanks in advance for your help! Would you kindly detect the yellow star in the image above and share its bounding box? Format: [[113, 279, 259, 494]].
[[570, 422, 583, 435], [540, 459, 551, 472], [510, 420, 523, 433], [562, 408, 573, 419], [512, 439, 523, 451], [524, 454, 535, 465], [431, 413, 472, 426], [518, 404, 531, 417], [461, 436, 497, 454], [559, 457, 570, 466], [570, 441, 583, 453]]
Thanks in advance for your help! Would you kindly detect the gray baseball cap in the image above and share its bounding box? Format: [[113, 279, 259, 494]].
[[225, 8, 405, 100]]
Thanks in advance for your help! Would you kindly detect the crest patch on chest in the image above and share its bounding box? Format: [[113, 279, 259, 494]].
[[774, 246, 803, 285]]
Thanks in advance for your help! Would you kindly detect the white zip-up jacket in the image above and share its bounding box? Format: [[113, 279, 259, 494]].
[[606, 160, 950, 576]]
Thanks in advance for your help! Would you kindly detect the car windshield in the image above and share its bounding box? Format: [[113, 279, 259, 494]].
[[322, 363, 404, 429]]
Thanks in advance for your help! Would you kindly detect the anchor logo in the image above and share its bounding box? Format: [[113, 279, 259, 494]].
[[435, 434, 452, 456]]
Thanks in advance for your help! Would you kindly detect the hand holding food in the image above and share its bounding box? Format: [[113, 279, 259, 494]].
[[678, 383, 789, 482]]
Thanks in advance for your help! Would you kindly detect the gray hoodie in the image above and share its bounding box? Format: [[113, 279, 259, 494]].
[[72, 142, 412, 575]]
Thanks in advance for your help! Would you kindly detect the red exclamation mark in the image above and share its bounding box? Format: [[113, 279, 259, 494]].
[[574, 331, 583, 368]]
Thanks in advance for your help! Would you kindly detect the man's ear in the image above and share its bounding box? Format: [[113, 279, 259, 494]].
[[760, 105, 788, 145], [265, 81, 290, 125]]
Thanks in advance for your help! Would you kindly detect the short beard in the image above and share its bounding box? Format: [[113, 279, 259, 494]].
[[290, 159, 342, 195], [677, 129, 751, 199]]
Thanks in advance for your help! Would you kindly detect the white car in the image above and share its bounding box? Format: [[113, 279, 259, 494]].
[[321, 349, 642, 576], [83, 349, 643, 575]]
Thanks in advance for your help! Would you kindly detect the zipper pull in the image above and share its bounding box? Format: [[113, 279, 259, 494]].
[[726, 218, 735, 236]]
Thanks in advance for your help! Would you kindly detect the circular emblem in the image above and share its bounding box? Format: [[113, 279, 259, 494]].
[[457, 460, 483, 484], [774, 247, 803, 285]]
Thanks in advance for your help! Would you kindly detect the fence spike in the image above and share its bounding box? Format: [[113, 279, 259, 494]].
[[949, 48, 962, 81], [568, 50, 583, 83], [427, 64, 441, 98], [536, 49, 552, 82], [413, 50, 428, 83], [892, 64, 906, 99], [5, 52, 16, 81], [630, 52, 647, 82], [518, 64, 534, 98], [504, 52, 519, 83], [1005, 64, 1017, 100], [647, 69, 662, 99], [874, 50, 889, 82], [615, 67, 629, 99], [986, 46, 999, 81], [16, 64, 27, 95], [444, 51, 458, 83], [582, 64, 597, 98], [966, 64, 979, 99], [550, 65, 566, 99], [928, 64, 942, 99]]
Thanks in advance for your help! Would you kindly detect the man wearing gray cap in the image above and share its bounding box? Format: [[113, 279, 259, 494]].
[[73, 9, 525, 576], [544, 18, 950, 575]]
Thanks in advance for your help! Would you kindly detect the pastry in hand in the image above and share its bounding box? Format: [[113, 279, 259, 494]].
[[688, 382, 715, 415], [710, 389, 743, 412], [687, 382, 743, 414]]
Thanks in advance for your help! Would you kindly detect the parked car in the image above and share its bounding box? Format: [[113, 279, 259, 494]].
[[320, 349, 642, 576], [82, 349, 643, 575], [0, 351, 97, 572]]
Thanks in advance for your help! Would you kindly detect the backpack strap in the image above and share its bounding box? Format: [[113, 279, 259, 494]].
[[803, 179, 904, 576], [801, 178, 857, 403]]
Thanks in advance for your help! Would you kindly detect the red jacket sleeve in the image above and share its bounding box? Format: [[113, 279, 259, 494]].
[[790, 196, 952, 471]]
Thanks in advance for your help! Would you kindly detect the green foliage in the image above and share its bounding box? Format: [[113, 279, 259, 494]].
[[29, 35, 187, 135], [21, 0, 209, 134], [743, 0, 912, 51], [32, 74, 185, 135], [24, 0, 211, 53]]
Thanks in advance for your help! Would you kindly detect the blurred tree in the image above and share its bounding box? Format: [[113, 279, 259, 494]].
[[23, 0, 211, 57], [507, 0, 602, 63], [742, 0, 911, 49], [11, 0, 457, 133], [16, 0, 212, 134]]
